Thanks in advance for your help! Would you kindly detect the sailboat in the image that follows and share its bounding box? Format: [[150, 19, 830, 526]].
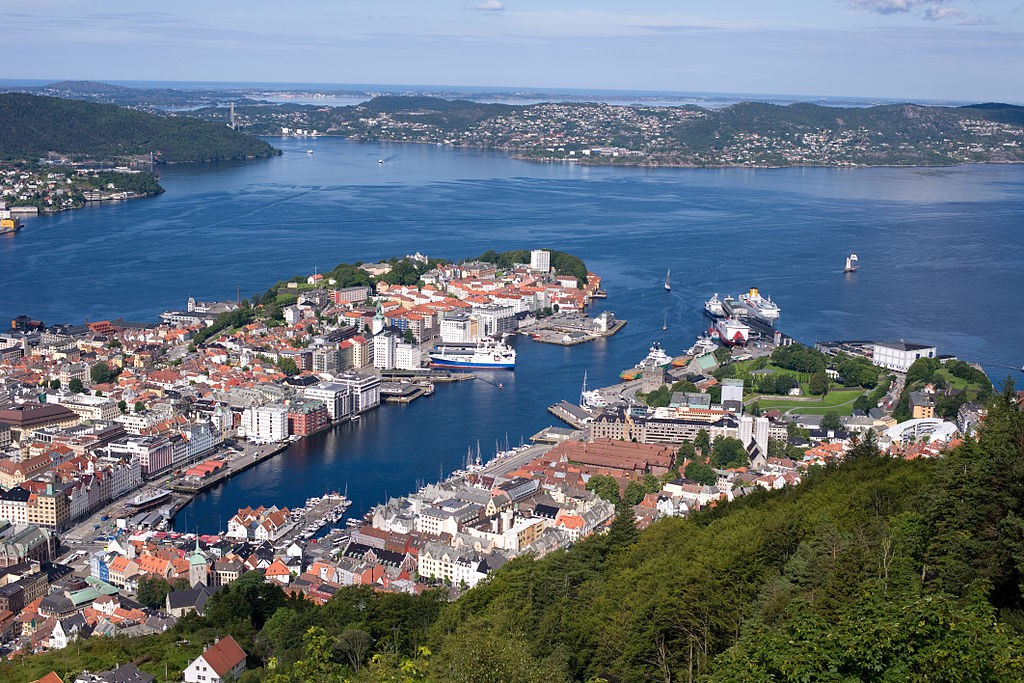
[[664, 269, 671, 291], [844, 252, 859, 273]]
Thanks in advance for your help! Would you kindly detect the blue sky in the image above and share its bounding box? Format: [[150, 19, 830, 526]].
[[3, 1, 1023, 101]]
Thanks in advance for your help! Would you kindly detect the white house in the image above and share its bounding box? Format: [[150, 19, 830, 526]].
[[183, 635, 247, 683]]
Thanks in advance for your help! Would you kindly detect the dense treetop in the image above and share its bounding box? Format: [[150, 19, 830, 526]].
[[0, 93, 279, 163]]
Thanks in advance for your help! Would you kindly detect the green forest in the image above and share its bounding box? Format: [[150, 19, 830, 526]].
[[0, 94, 279, 163], [8, 385, 1023, 682], [475, 249, 589, 286]]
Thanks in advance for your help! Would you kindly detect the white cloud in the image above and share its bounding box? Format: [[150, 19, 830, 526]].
[[848, 0, 964, 21], [923, 5, 962, 20], [476, 0, 505, 11]]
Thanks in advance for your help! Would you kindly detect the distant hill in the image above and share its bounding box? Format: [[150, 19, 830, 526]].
[[0, 93, 279, 163], [199, 94, 1024, 167]]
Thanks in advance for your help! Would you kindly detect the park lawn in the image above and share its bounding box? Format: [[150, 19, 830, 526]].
[[752, 388, 864, 415], [931, 368, 986, 397]]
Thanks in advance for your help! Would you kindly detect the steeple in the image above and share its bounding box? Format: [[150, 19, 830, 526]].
[[371, 299, 385, 336]]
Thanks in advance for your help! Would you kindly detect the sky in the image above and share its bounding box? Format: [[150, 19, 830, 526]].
[[2, 0, 1023, 102]]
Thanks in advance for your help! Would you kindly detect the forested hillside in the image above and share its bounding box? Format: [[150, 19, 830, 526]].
[[0, 94, 279, 163], [7, 385, 1023, 682]]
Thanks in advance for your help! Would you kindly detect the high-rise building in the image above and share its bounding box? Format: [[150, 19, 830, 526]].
[[530, 249, 551, 272]]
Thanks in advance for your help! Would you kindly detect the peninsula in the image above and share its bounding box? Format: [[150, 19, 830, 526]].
[[0, 94, 279, 215], [196, 94, 1024, 168]]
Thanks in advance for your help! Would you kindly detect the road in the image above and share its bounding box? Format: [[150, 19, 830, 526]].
[[481, 443, 554, 478]]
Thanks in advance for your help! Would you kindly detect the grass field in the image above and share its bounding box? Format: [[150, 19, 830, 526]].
[[751, 388, 864, 416]]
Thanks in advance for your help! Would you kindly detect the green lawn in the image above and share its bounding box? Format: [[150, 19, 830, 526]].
[[751, 388, 864, 416]]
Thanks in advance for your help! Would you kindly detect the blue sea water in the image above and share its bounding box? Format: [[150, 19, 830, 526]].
[[1, 137, 1021, 532]]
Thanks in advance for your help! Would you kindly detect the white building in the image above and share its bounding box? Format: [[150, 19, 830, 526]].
[[304, 382, 352, 422], [472, 304, 517, 338], [440, 314, 478, 344], [107, 436, 173, 478], [240, 404, 288, 443], [373, 332, 400, 370], [721, 379, 744, 410], [335, 372, 381, 414], [871, 341, 937, 373], [395, 342, 422, 371], [738, 415, 770, 457], [530, 249, 551, 272]]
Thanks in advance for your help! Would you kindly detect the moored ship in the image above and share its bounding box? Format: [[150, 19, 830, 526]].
[[126, 488, 172, 510], [739, 287, 780, 325], [429, 341, 516, 370], [0, 216, 23, 235], [704, 293, 725, 319], [712, 317, 751, 347]]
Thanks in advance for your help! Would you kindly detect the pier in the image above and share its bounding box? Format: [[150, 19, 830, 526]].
[[547, 400, 594, 428], [170, 442, 288, 494], [521, 311, 627, 346]]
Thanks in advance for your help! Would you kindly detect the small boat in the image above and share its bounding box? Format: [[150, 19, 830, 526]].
[[661, 313, 668, 331], [844, 251, 859, 273], [306, 150, 314, 155], [497, 383, 504, 389], [664, 269, 671, 291], [378, 159, 384, 164]]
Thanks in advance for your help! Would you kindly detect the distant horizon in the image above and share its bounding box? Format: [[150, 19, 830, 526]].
[[2, 77, 1018, 109]]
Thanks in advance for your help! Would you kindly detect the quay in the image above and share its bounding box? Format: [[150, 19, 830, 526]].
[[548, 400, 594, 428], [382, 381, 434, 403], [521, 310, 626, 346], [170, 442, 287, 494], [379, 369, 475, 383]]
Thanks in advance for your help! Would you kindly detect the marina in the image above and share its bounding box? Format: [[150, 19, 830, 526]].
[[290, 491, 353, 540]]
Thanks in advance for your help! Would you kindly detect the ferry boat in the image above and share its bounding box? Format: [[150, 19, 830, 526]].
[[739, 287, 780, 325], [844, 252, 859, 273], [429, 341, 516, 370], [712, 318, 751, 347], [704, 293, 725, 319]]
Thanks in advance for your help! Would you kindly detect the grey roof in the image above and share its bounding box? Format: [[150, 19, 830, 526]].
[[74, 662, 156, 683], [166, 585, 213, 612], [40, 593, 76, 614], [875, 340, 934, 351]]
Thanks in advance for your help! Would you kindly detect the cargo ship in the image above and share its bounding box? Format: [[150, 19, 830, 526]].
[[739, 287, 780, 325], [429, 341, 516, 370], [712, 318, 751, 347]]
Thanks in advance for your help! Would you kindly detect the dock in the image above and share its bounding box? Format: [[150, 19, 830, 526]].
[[382, 381, 434, 403], [522, 312, 627, 346], [547, 400, 594, 428], [170, 443, 287, 494]]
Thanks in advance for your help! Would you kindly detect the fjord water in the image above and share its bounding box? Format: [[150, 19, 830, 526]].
[[2, 137, 1021, 532]]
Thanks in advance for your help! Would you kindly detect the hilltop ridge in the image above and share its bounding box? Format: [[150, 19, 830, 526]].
[[0, 93, 279, 164]]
